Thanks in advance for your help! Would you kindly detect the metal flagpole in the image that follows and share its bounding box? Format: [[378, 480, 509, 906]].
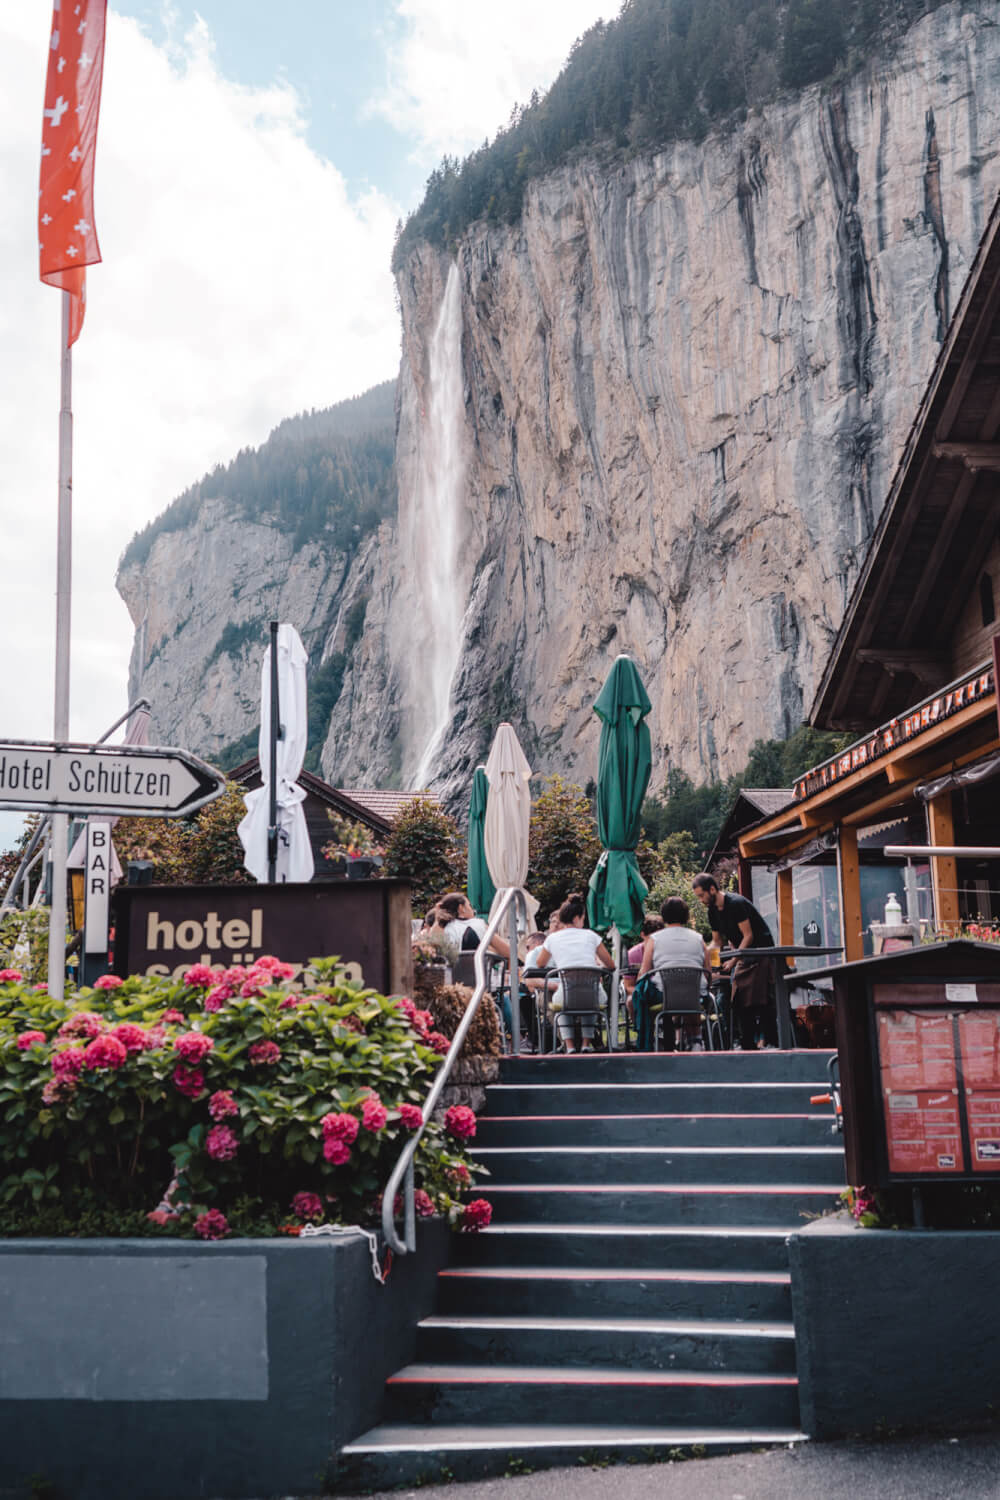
[[47, 291, 73, 999]]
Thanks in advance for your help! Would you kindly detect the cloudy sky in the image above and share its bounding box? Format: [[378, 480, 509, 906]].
[[1, 0, 609, 846]]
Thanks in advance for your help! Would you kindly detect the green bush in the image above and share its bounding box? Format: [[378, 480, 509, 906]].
[[527, 776, 602, 921], [0, 958, 482, 1239], [382, 796, 465, 913]]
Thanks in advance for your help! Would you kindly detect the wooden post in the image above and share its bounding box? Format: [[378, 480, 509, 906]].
[[927, 791, 961, 934], [837, 826, 865, 962], [777, 868, 794, 946]]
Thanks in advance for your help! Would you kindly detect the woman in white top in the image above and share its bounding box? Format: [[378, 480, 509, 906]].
[[533, 894, 613, 1053], [435, 892, 510, 959], [638, 896, 712, 1049]]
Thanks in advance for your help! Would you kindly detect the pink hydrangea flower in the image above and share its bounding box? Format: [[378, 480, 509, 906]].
[[208, 1090, 238, 1121], [33, 983, 48, 992], [395, 996, 416, 1020], [239, 974, 267, 997], [16, 1031, 47, 1051], [413, 1189, 435, 1218], [323, 1138, 351, 1166], [321, 1112, 359, 1144], [0, 969, 24, 983], [42, 1076, 74, 1104], [426, 1032, 451, 1055], [248, 1040, 280, 1066], [82, 1034, 128, 1070], [254, 956, 294, 979], [461, 1198, 492, 1231], [174, 1031, 214, 1064], [59, 1012, 104, 1039], [203, 984, 233, 1012], [206, 1124, 239, 1161], [145, 1025, 167, 1049], [93, 974, 123, 990], [52, 1047, 85, 1078], [111, 1023, 150, 1053], [161, 1009, 185, 1025], [399, 1103, 423, 1130], [173, 1064, 205, 1099], [444, 1105, 477, 1140], [410, 1009, 433, 1036], [194, 1208, 229, 1240], [183, 964, 216, 988], [291, 1191, 323, 1221], [279, 995, 306, 1010], [221, 967, 245, 985], [448, 1163, 470, 1186], [361, 1094, 389, 1132]]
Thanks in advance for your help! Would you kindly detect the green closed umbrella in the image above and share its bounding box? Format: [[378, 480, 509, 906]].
[[587, 657, 653, 1044], [466, 765, 496, 918]]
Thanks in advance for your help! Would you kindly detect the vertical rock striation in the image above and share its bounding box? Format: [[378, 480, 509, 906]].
[[327, 0, 1000, 800]]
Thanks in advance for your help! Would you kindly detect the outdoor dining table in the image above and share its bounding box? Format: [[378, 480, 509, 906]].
[[718, 945, 843, 1049]]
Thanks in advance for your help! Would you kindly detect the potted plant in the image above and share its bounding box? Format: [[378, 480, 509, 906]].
[[321, 815, 385, 880]]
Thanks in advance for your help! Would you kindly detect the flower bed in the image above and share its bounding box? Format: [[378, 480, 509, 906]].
[[0, 957, 488, 1239]]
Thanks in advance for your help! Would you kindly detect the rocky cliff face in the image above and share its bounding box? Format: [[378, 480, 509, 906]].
[[120, 2, 1000, 802]]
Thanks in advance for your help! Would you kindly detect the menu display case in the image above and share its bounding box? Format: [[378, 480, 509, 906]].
[[802, 941, 1000, 1188]]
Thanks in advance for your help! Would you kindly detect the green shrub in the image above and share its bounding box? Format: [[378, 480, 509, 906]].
[[382, 797, 464, 913], [527, 776, 602, 921], [0, 958, 481, 1239]]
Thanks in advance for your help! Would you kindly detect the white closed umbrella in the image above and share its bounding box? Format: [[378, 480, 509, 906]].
[[238, 623, 315, 883], [484, 723, 537, 1051]]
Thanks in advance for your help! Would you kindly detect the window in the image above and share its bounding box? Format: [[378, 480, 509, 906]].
[[980, 572, 996, 628]]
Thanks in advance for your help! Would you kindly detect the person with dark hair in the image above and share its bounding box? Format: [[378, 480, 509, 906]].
[[693, 873, 776, 1049], [636, 897, 712, 1049], [435, 891, 509, 960], [532, 893, 613, 1052], [623, 915, 664, 1024]]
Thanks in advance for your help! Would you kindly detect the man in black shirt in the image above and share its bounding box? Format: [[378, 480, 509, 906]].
[[693, 873, 778, 1049]]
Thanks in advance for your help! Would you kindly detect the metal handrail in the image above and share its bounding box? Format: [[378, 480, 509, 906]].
[[381, 885, 527, 1255]]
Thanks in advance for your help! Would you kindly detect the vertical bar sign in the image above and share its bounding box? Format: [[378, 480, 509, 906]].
[[84, 821, 112, 954]]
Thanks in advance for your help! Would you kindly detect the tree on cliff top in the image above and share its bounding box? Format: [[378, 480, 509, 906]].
[[392, 0, 950, 269]]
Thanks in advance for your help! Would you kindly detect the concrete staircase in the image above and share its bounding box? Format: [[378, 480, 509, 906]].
[[340, 1049, 843, 1486]]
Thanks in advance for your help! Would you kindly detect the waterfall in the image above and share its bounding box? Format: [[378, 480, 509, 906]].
[[405, 263, 467, 788]]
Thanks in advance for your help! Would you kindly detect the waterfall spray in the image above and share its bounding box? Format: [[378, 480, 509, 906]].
[[406, 263, 467, 788]]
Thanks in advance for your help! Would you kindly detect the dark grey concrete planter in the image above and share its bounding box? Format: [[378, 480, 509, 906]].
[[0, 1220, 451, 1499], [788, 1214, 1000, 1438]]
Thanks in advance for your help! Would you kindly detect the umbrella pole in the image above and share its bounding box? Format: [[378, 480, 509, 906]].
[[267, 620, 280, 884], [508, 893, 520, 1054], [610, 925, 621, 1052]]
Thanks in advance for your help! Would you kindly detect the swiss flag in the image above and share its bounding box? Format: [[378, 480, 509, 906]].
[[38, 0, 107, 346]]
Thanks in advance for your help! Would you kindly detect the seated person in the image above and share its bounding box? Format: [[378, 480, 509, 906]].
[[624, 915, 664, 1022], [435, 891, 510, 961], [531, 893, 613, 1053], [638, 897, 712, 1050]]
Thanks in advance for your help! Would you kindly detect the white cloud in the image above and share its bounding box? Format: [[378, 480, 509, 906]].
[[371, 0, 611, 164], [1, 9, 401, 756]]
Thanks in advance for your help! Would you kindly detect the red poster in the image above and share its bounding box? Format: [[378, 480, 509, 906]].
[[966, 1091, 1000, 1172], [884, 1088, 964, 1174], [877, 1011, 957, 1090], [958, 1012, 1000, 1087]]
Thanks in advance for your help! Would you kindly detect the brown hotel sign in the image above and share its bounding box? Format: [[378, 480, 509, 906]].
[[112, 880, 414, 995], [794, 663, 995, 802]]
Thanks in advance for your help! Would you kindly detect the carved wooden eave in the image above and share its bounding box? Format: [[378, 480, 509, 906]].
[[811, 191, 1000, 732]]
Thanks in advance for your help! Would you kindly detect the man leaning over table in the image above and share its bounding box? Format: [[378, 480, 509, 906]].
[[692, 873, 777, 1051]]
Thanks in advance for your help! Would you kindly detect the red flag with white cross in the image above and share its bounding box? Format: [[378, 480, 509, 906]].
[[38, 0, 107, 345]]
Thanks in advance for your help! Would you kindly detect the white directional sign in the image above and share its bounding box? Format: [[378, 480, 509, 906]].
[[0, 741, 226, 817]]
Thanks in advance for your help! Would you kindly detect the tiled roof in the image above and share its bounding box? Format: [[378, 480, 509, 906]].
[[338, 789, 438, 824], [741, 788, 795, 817]]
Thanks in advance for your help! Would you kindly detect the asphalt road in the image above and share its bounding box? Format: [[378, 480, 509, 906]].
[[331, 1432, 1000, 1500]]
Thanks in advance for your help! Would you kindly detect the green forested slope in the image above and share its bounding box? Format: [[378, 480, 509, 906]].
[[120, 379, 397, 572]]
